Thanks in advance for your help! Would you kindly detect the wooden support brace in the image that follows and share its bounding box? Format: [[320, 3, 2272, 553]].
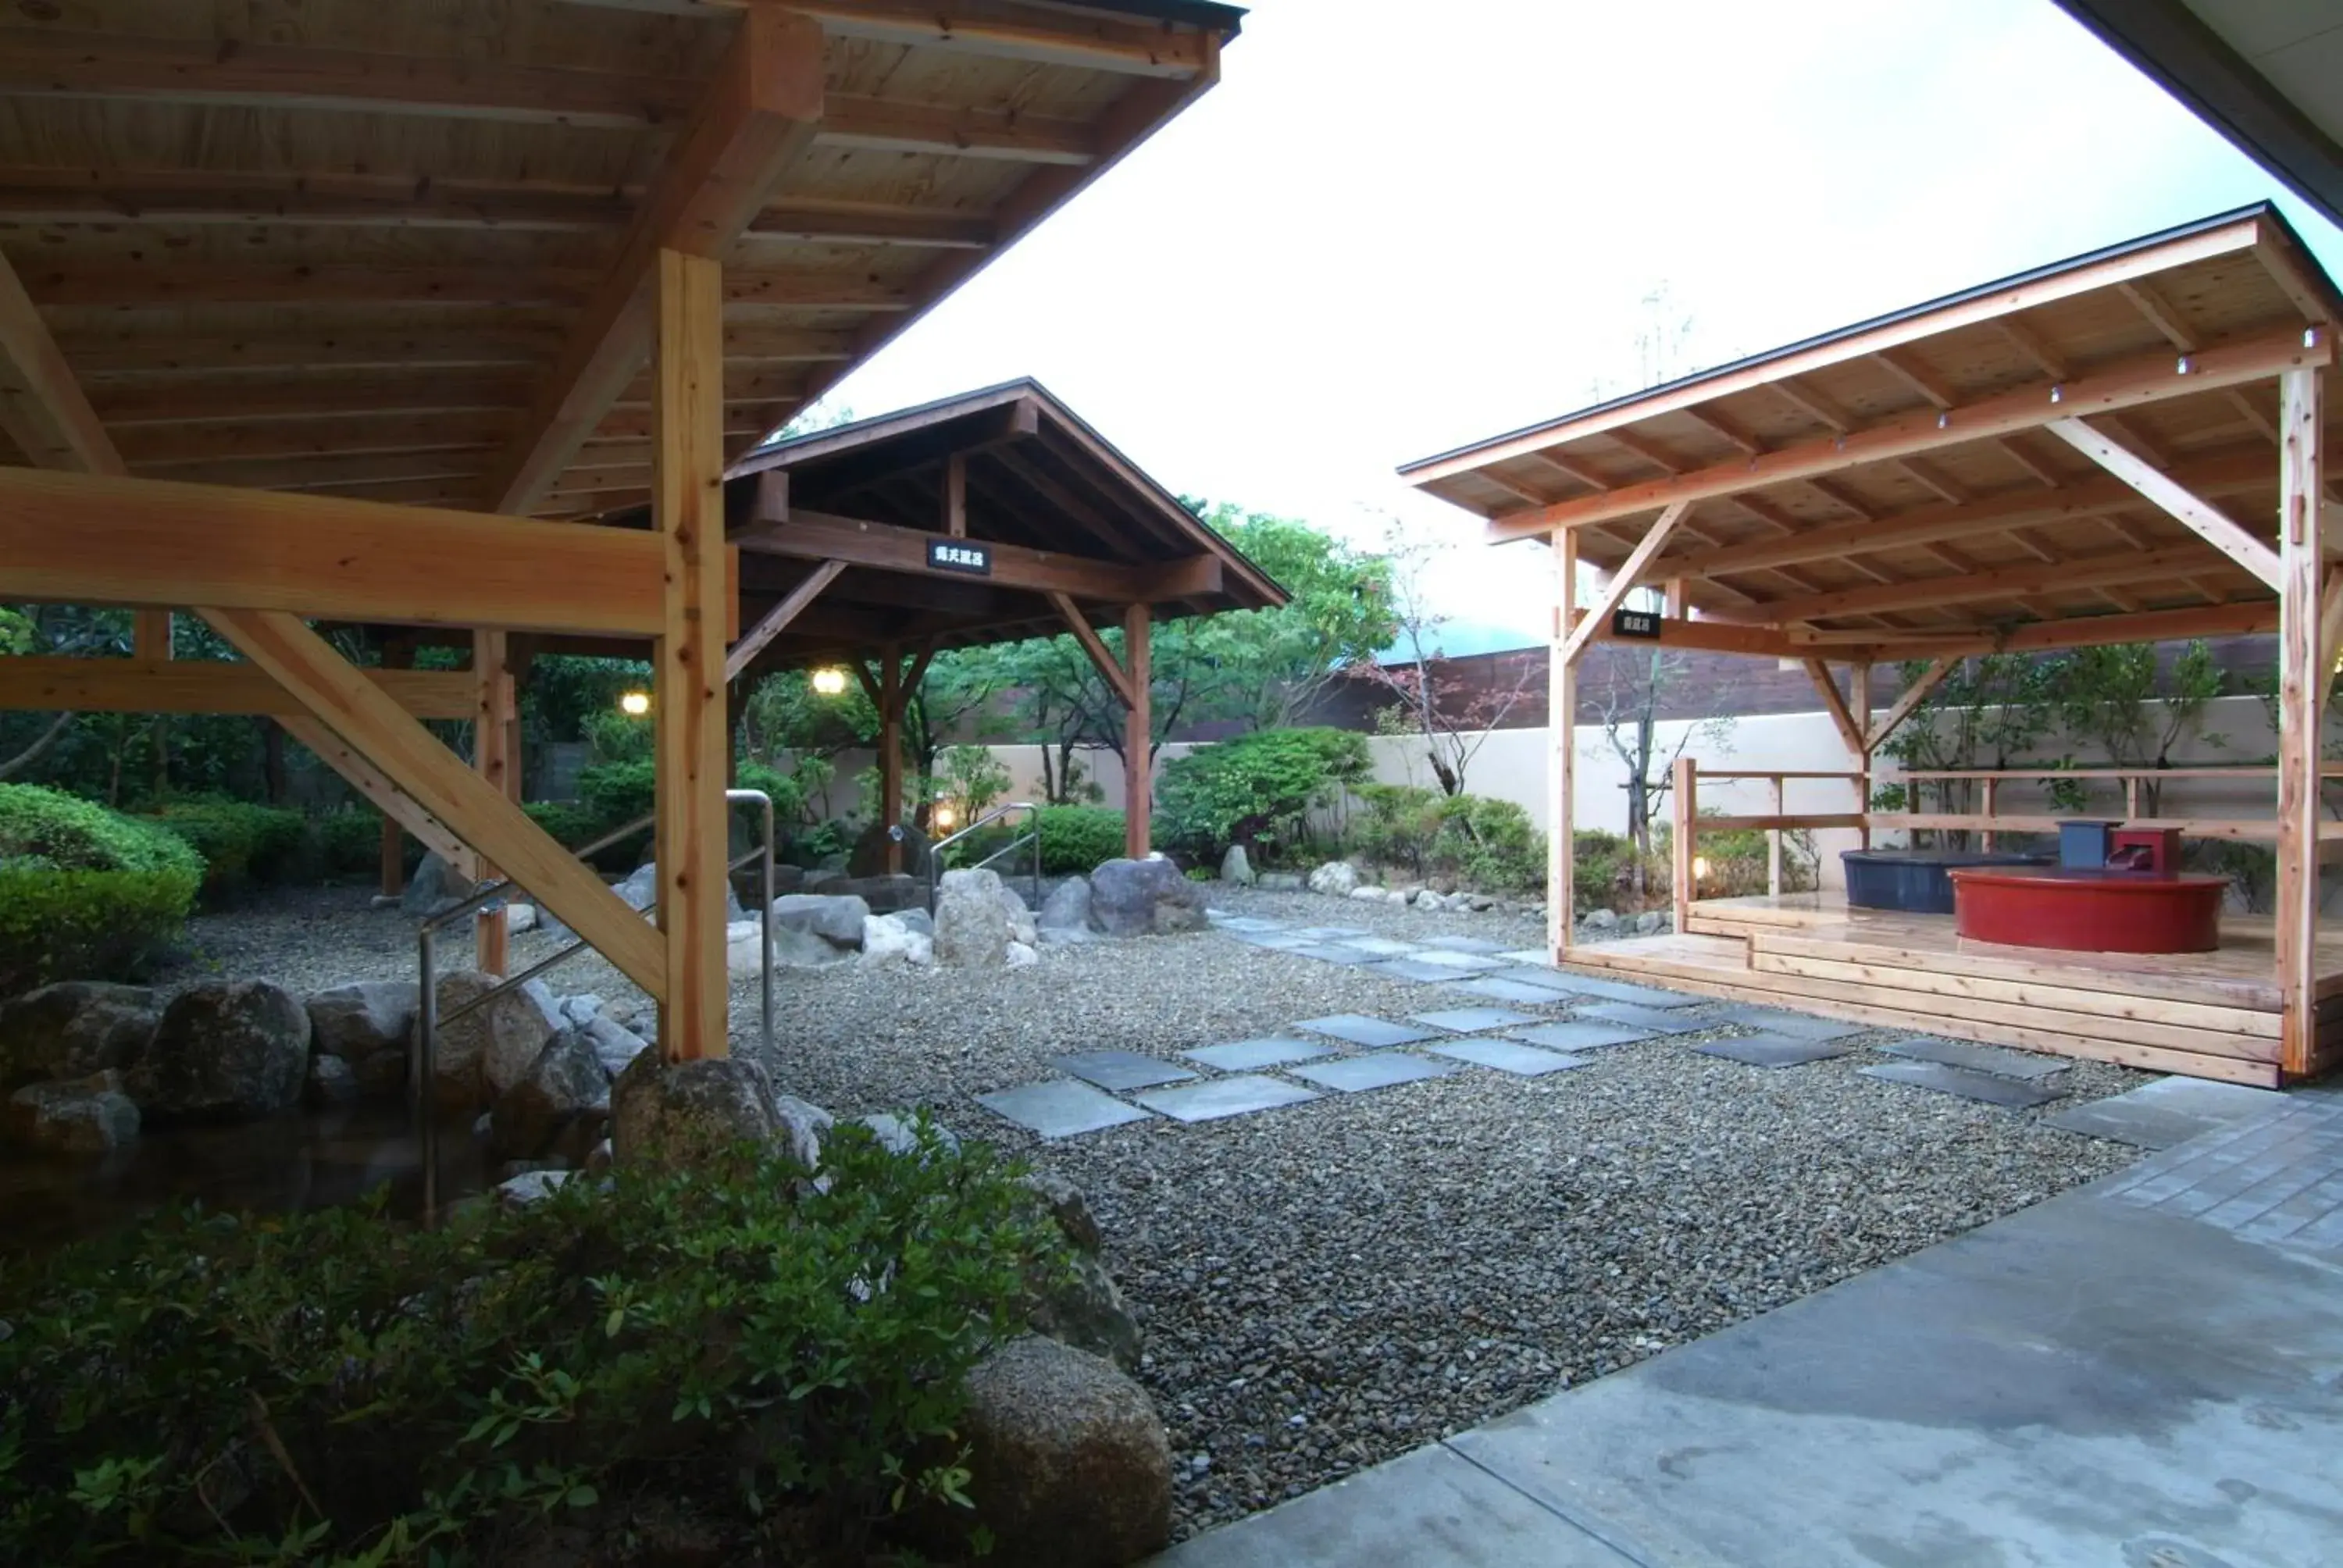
[[1557, 501, 1692, 667], [1803, 660, 1867, 758], [1047, 591, 1137, 707], [2045, 416, 2284, 591], [275, 712, 470, 874], [726, 558, 844, 680], [1868, 657, 1959, 754]]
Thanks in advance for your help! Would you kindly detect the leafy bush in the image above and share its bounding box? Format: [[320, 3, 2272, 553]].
[[1350, 783, 1446, 877], [1349, 786, 1542, 893], [146, 796, 312, 903], [1155, 728, 1370, 864], [1036, 806, 1125, 874], [575, 758, 655, 831], [0, 1123, 1063, 1565], [0, 783, 202, 991], [317, 807, 407, 881], [522, 800, 601, 850]]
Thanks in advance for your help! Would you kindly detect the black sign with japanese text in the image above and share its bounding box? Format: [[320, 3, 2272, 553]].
[[1611, 608, 1662, 640], [927, 539, 992, 576]]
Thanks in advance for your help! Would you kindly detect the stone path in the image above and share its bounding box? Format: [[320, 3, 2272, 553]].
[[968, 909, 2125, 1140]]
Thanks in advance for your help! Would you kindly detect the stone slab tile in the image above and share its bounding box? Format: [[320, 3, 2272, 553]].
[[1560, 977, 1703, 1007], [1287, 926, 1371, 941], [1052, 1049, 1199, 1092], [1860, 1060, 2067, 1109], [2057, 1076, 2291, 1152], [1211, 916, 1289, 933], [1509, 1021, 1651, 1053], [1709, 1004, 1864, 1042], [1290, 1052, 1460, 1093], [1132, 1074, 1321, 1123], [1182, 1037, 1341, 1072], [1878, 1036, 2068, 1082], [977, 1079, 1152, 1138], [1364, 959, 1463, 983], [1572, 1001, 1716, 1035], [1345, 936, 1425, 957], [1484, 966, 1587, 993], [1232, 932, 1317, 950], [1417, 935, 1513, 954], [1291, 943, 1381, 966], [1694, 1035, 1857, 1068], [1295, 1014, 1443, 1048], [1425, 1039, 1591, 1076], [1453, 978, 1575, 1006], [1497, 949, 1556, 966], [1410, 1007, 1540, 1034], [1406, 950, 1508, 973]]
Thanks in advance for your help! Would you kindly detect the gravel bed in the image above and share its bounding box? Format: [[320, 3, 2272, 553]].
[[184, 882, 2149, 1541]]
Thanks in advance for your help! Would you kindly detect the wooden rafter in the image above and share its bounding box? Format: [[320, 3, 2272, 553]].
[[2117, 279, 2199, 351], [742, 508, 1221, 602], [1995, 315, 2070, 380], [2044, 417, 2282, 591], [1867, 657, 1958, 752], [726, 559, 846, 681], [1872, 349, 1958, 410], [1771, 376, 1856, 433], [1712, 543, 2233, 626]]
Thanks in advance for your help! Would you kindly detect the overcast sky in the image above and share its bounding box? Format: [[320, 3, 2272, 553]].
[[824, 0, 2343, 645]]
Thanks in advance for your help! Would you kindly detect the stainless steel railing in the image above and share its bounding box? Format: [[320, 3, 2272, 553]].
[[412, 788, 775, 1218], [921, 800, 1043, 912]]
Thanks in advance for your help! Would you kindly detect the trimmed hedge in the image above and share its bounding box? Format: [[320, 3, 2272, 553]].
[[1036, 805, 1126, 874], [1155, 727, 1370, 864], [0, 783, 202, 992], [147, 796, 311, 903]]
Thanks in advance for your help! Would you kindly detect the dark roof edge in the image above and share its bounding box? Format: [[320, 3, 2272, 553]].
[[1077, 0, 1246, 34], [1397, 201, 2320, 476]]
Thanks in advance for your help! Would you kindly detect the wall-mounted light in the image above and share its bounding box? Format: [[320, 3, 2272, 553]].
[[811, 666, 848, 697], [619, 690, 651, 717]]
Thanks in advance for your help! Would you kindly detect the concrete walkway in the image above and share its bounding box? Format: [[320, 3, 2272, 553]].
[[1152, 1089, 2343, 1568]]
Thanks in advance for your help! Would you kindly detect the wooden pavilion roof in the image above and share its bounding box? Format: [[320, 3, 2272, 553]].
[[1400, 205, 2341, 660], [0, 0, 1243, 518]]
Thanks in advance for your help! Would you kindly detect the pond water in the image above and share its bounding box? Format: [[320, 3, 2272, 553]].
[[0, 1103, 494, 1258]]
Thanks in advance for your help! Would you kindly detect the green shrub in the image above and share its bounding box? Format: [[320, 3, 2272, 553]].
[[0, 783, 202, 991], [0, 1121, 1063, 1565], [575, 758, 655, 830], [146, 796, 312, 902], [316, 807, 405, 880], [1155, 728, 1370, 864], [1036, 805, 1125, 874], [1350, 786, 1542, 893], [522, 800, 600, 849]]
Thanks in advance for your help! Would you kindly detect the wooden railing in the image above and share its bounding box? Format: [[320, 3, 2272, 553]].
[[1670, 760, 1867, 929]]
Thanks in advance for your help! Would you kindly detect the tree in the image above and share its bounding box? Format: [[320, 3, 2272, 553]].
[[1583, 606, 1731, 889], [2052, 640, 2224, 815], [1874, 653, 2062, 843], [1182, 502, 1393, 730]]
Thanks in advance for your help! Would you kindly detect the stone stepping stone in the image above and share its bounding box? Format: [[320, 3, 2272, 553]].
[[1574, 1001, 1717, 1035], [1182, 1037, 1339, 1072], [1296, 1014, 1441, 1048], [1425, 1039, 1591, 1076], [1509, 1021, 1650, 1053], [1231, 931, 1317, 950], [1212, 916, 1289, 934], [1878, 1036, 2068, 1082], [1410, 1007, 1539, 1034], [1695, 1035, 1857, 1068], [1496, 949, 1556, 966], [1859, 1061, 2067, 1110], [1364, 959, 1462, 983], [1292, 943, 1381, 965], [2042, 1077, 2286, 1150], [1290, 1051, 1459, 1092], [1405, 950, 1508, 973], [1484, 967, 1587, 993], [1452, 978, 1574, 1006], [1710, 1004, 1864, 1042], [1052, 1049, 1199, 1092], [1287, 926, 1370, 941], [1131, 1074, 1321, 1123], [978, 1080, 1152, 1138], [1345, 936, 1425, 957], [1418, 935, 1512, 955], [1561, 977, 1703, 1007]]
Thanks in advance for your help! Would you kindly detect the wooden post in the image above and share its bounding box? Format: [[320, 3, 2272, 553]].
[[380, 642, 412, 896], [1851, 661, 1874, 850], [473, 629, 515, 975], [1767, 775, 1784, 897], [1551, 529, 1578, 957], [1123, 602, 1152, 859], [1980, 777, 1999, 853], [134, 610, 171, 660], [652, 247, 729, 1063], [944, 452, 967, 537], [879, 645, 904, 875], [2276, 362, 2325, 1079], [1672, 756, 1698, 932]]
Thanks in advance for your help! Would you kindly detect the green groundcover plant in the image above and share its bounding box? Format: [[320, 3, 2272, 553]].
[[0, 782, 204, 992], [0, 1121, 1066, 1566]]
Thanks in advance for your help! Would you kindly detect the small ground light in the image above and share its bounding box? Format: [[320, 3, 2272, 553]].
[[619, 690, 650, 716], [1692, 855, 1711, 882], [811, 666, 848, 696]]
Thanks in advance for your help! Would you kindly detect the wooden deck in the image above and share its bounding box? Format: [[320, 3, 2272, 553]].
[[1565, 893, 2343, 1087]]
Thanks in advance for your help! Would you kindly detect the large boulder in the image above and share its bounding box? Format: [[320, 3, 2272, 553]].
[[1219, 844, 1254, 886], [1037, 877, 1097, 940], [609, 864, 746, 922], [0, 982, 161, 1092], [127, 980, 310, 1121], [304, 981, 417, 1072], [997, 883, 1040, 947], [935, 868, 1014, 967], [1088, 857, 1207, 938], [958, 1337, 1172, 1568], [580, 1014, 651, 1079], [490, 1028, 612, 1162], [415, 970, 553, 1110], [804, 871, 926, 914], [1020, 1169, 1104, 1255], [5, 1070, 140, 1153], [610, 1053, 823, 1177], [1015, 1172, 1139, 1370], [769, 893, 871, 950], [860, 913, 934, 968], [1307, 860, 1359, 896], [400, 851, 480, 919]]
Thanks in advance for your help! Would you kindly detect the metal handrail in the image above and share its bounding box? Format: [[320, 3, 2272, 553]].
[[922, 800, 1043, 913], [412, 789, 776, 1219]]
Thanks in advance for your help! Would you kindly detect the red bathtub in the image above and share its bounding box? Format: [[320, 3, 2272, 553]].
[[1946, 867, 2227, 954]]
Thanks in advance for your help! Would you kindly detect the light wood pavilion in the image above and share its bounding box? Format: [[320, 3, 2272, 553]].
[[1402, 205, 2340, 1087], [0, 0, 1244, 1062]]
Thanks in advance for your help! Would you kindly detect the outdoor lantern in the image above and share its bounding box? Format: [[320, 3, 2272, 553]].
[[1692, 855, 1711, 883], [619, 690, 651, 717], [811, 666, 848, 696], [933, 802, 958, 830]]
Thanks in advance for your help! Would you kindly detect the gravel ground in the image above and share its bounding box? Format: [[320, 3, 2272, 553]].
[[182, 880, 2149, 1540]]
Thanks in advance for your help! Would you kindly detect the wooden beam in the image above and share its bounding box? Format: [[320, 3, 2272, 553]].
[[473, 629, 517, 975], [2044, 417, 2283, 591], [2118, 280, 2199, 351], [274, 713, 469, 874], [2277, 364, 2324, 1079], [1482, 327, 2330, 542], [1710, 543, 2237, 627], [0, 659, 475, 719], [1771, 377, 1855, 433], [1047, 592, 1136, 707], [726, 559, 845, 682], [1557, 501, 1692, 666], [0, 247, 120, 472], [1553, 527, 1578, 957], [1868, 657, 1958, 754], [751, 1, 1216, 77], [1863, 600, 2281, 661], [742, 507, 1222, 602], [1579, 612, 1805, 659], [1996, 315, 2070, 380], [487, 7, 824, 515], [818, 94, 1094, 164], [0, 467, 683, 636], [1804, 660, 1867, 757], [945, 451, 968, 537], [1873, 349, 1959, 410], [1124, 601, 1153, 859]]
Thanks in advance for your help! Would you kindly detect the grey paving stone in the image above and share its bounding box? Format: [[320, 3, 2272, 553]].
[[1508, 1021, 1650, 1052], [1289, 1052, 1459, 1092], [1452, 978, 1576, 1006], [1496, 949, 1557, 966], [2054, 1076, 2292, 1151], [1290, 943, 1381, 965], [1878, 1036, 2069, 1082], [1364, 959, 1464, 983], [1418, 935, 1512, 955], [1860, 1060, 2068, 1109], [1294, 1014, 1443, 1048], [1232, 931, 1316, 950], [1710, 1004, 1865, 1042], [1573, 1000, 1717, 1035], [1287, 926, 1370, 941], [1131, 1074, 1321, 1123], [1405, 950, 1508, 973], [1050, 1049, 1199, 1092], [1410, 1007, 1540, 1034], [1425, 1039, 1592, 1076], [976, 1079, 1152, 1138], [1695, 1034, 1857, 1067], [1484, 966, 1587, 993], [1211, 916, 1289, 933], [1561, 977, 1704, 1007], [1181, 1037, 1339, 1072], [1344, 935, 1425, 957]]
